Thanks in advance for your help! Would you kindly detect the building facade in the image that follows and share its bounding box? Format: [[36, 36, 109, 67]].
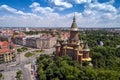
[[13, 37, 26, 45], [13, 34, 41, 46], [26, 35, 56, 49], [56, 15, 91, 65], [0, 41, 16, 64]]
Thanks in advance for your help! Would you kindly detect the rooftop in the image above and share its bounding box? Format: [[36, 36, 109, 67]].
[[70, 14, 79, 31], [0, 41, 15, 54]]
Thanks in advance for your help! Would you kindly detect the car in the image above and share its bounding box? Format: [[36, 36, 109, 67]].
[[34, 71, 37, 76], [31, 65, 36, 70]]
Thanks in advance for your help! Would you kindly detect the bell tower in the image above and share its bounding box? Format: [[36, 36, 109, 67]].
[[70, 13, 79, 42]]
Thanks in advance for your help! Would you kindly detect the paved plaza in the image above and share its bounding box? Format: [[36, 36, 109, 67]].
[[2, 70, 17, 80]]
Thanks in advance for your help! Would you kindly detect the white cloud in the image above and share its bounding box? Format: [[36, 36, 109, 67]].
[[0, 1, 120, 28], [48, 0, 116, 11], [50, 0, 73, 10], [48, 0, 91, 11], [29, 2, 40, 7], [80, 0, 120, 27], [0, 4, 36, 16], [82, 0, 118, 22], [30, 2, 54, 14], [52, 0, 72, 8], [88, 2, 117, 13], [74, 0, 91, 4], [0, 5, 17, 13], [106, 0, 115, 4]]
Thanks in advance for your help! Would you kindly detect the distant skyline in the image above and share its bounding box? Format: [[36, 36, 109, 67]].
[[0, 0, 120, 28]]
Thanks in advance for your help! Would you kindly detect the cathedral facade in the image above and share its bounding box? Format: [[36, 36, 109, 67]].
[[56, 15, 91, 65]]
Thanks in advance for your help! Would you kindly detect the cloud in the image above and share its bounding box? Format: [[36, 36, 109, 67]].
[[105, 0, 115, 4], [0, 5, 17, 13], [0, 5, 17, 15], [29, 2, 54, 14], [29, 2, 40, 7], [82, 0, 118, 21], [0, 4, 59, 27], [52, 0, 73, 8], [88, 2, 117, 13], [48, 0, 116, 11], [49, 0, 73, 10], [0, 4, 36, 16], [0, 0, 120, 28], [80, 0, 120, 27], [74, 0, 92, 4]]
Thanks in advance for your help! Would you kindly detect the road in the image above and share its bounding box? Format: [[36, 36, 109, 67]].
[[19, 48, 55, 80], [1, 48, 55, 80], [20, 61, 31, 80]]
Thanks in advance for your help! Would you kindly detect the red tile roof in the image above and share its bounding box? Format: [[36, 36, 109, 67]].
[[0, 48, 10, 54], [0, 41, 15, 54], [0, 41, 9, 47]]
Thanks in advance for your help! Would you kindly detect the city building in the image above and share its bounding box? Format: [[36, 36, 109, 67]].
[[13, 36, 26, 46], [13, 34, 41, 46], [13, 32, 56, 49], [56, 15, 91, 65], [26, 35, 56, 49], [0, 41, 16, 64], [0, 30, 14, 41], [25, 28, 30, 32], [0, 30, 14, 37]]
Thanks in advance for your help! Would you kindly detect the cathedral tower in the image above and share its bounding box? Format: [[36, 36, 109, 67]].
[[55, 13, 91, 65], [70, 13, 79, 42]]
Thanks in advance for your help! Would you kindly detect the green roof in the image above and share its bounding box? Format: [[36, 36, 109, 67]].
[[71, 22, 78, 29], [71, 15, 78, 29]]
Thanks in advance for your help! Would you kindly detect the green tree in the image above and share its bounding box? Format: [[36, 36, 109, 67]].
[[115, 47, 120, 57], [17, 48, 23, 53], [0, 73, 2, 80], [16, 70, 22, 80]]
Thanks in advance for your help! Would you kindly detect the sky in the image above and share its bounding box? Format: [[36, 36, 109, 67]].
[[0, 0, 120, 28]]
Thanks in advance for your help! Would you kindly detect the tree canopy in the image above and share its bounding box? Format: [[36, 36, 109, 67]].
[[36, 30, 120, 80], [36, 55, 120, 80]]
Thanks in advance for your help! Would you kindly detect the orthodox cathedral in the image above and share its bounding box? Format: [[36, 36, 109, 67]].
[[56, 14, 91, 65]]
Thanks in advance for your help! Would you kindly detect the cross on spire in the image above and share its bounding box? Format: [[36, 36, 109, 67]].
[[73, 12, 76, 22]]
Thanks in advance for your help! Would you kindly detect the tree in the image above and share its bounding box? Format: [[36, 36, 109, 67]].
[[36, 54, 120, 80], [115, 47, 120, 57], [21, 47, 28, 51], [0, 73, 2, 80], [16, 70, 22, 80], [17, 48, 23, 53]]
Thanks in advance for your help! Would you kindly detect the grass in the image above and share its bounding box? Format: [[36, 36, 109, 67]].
[[17, 47, 28, 53], [33, 50, 43, 53], [25, 52, 34, 57], [25, 50, 44, 58]]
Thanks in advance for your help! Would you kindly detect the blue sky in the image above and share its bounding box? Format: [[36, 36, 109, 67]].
[[0, 0, 120, 27]]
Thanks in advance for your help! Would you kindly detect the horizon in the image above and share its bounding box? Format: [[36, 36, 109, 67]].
[[1, 26, 120, 29], [0, 0, 120, 28]]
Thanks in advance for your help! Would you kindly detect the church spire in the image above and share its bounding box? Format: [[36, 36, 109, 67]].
[[70, 13, 79, 41], [73, 12, 76, 22], [71, 12, 78, 31]]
